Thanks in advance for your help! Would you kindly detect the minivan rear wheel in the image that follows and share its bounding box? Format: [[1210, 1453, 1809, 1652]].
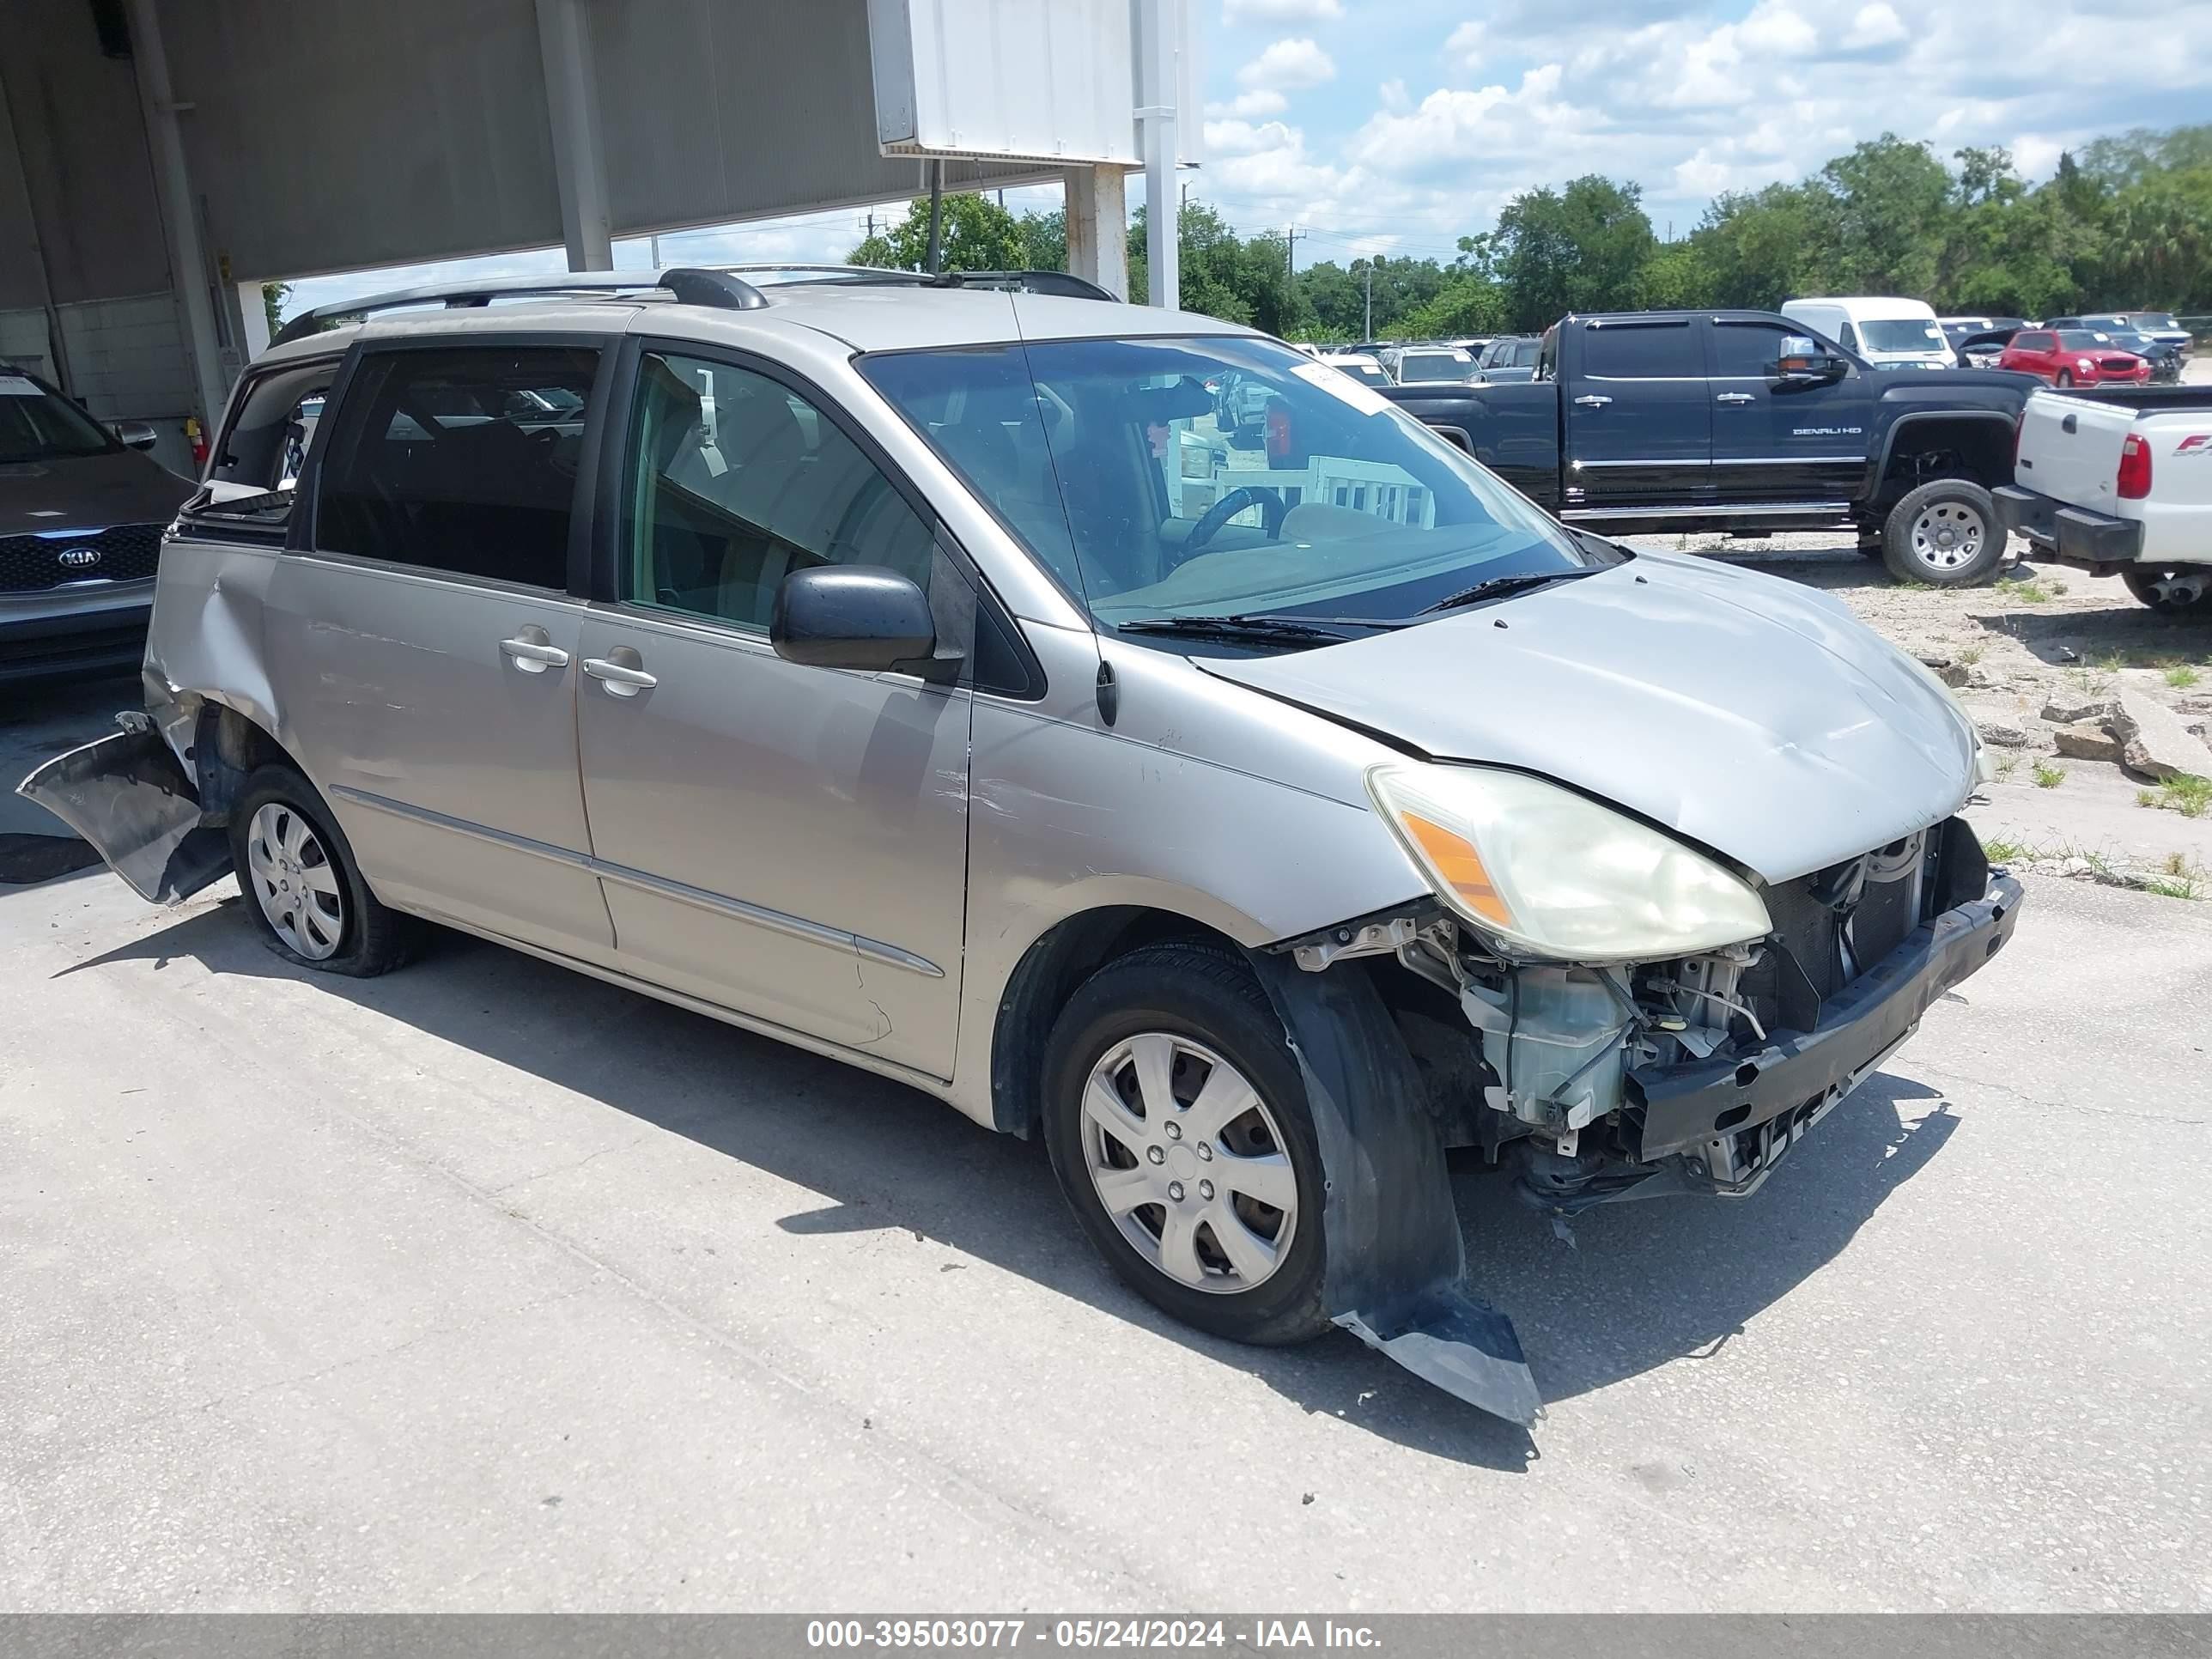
[[1041, 943, 1329, 1346], [228, 764, 417, 976]]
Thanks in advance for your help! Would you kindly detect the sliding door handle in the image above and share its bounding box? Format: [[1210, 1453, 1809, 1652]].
[[583, 653, 658, 697]]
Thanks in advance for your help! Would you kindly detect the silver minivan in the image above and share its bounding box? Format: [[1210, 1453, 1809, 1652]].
[[24, 268, 2023, 1425]]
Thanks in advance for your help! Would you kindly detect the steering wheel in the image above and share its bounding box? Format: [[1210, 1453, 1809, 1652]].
[[1169, 487, 1288, 569]]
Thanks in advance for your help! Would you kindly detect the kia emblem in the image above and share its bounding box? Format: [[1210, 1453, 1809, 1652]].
[[58, 546, 102, 568]]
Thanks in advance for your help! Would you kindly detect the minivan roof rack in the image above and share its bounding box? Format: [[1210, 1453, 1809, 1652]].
[[268, 266, 767, 347]]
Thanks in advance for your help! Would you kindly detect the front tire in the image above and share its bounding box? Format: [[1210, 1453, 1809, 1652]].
[[228, 764, 416, 976], [1883, 477, 2004, 586], [1041, 943, 1328, 1346], [2055, 369, 2075, 388], [2123, 567, 2212, 616]]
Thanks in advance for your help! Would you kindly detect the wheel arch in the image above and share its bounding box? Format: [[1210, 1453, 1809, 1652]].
[[1872, 410, 2018, 507], [988, 903, 1254, 1138]]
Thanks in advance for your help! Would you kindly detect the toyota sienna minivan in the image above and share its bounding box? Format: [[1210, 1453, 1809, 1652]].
[[23, 267, 2022, 1424]]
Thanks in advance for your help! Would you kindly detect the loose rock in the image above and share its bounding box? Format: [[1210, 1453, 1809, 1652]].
[[2111, 688, 2212, 782], [1975, 720, 2033, 749], [2052, 723, 2123, 763], [2042, 696, 2112, 725]]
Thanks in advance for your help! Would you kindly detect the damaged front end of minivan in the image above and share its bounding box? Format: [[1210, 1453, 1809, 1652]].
[[1261, 770, 2021, 1425]]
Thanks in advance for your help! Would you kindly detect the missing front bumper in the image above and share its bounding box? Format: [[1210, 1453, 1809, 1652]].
[[1629, 873, 2025, 1166]]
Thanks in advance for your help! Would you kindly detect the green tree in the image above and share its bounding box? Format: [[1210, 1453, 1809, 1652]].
[[849, 193, 1031, 272], [1817, 133, 1953, 296], [1492, 175, 1657, 331], [261, 282, 291, 336]]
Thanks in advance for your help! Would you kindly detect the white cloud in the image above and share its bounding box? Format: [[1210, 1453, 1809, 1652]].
[[1222, 0, 1342, 21], [1844, 3, 1908, 47], [1205, 88, 1289, 118], [1237, 37, 1337, 91], [1445, 21, 1486, 70], [1738, 0, 1818, 54], [1203, 118, 1297, 155]]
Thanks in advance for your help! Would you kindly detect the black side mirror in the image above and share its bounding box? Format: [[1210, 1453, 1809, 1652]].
[[771, 566, 956, 678], [113, 420, 159, 452]]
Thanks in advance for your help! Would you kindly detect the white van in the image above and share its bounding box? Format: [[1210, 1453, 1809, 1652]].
[[1780, 296, 1953, 371]]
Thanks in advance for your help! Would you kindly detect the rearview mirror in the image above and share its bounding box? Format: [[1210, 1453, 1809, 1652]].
[[113, 420, 159, 451], [772, 566, 956, 678]]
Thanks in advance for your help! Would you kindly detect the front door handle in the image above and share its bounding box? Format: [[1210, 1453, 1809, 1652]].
[[583, 651, 658, 697], [1572, 394, 1612, 408], [500, 628, 570, 673], [1715, 392, 1755, 404]]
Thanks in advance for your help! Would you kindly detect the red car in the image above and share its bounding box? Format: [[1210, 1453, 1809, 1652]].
[[1996, 327, 2152, 387]]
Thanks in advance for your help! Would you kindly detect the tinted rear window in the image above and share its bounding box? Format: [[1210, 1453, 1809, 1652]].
[[1581, 323, 1699, 379]]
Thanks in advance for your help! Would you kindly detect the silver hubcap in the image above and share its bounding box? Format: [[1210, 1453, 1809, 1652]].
[[1079, 1033, 1298, 1294], [1909, 501, 1986, 572], [246, 802, 344, 960]]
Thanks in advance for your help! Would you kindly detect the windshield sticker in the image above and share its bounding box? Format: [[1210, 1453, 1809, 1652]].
[[1293, 362, 1392, 417], [0, 374, 44, 397]]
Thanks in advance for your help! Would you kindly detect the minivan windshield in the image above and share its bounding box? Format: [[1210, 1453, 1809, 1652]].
[[860, 335, 1602, 641], [0, 372, 118, 464], [1858, 319, 1946, 353]]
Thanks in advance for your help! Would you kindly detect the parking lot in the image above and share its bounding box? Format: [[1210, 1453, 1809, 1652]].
[[4, 659, 2209, 1610]]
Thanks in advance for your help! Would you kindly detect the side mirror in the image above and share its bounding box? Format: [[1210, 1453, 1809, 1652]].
[[113, 420, 159, 452], [1772, 337, 1847, 383], [771, 566, 954, 678]]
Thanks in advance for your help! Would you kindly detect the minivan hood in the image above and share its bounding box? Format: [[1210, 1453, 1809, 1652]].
[[0, 447, 193, 538], [1196, 553, 1974, 885]]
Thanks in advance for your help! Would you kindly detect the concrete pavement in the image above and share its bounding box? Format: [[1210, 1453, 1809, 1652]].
[[3, 853, 2207, 1611]]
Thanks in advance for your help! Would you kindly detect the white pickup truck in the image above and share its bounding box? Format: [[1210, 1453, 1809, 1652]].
[[1995, 385, 2212, 615]]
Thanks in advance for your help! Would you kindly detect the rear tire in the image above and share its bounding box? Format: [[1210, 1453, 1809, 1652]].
[[1883, 477, 2004, 586], [227, 764, 417, 976], [2122, 567, 2212, 616], [1041, 943, 1329, 1346]]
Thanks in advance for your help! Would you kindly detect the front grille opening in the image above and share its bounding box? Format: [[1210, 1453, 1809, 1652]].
[[0, 524, 163, 593]]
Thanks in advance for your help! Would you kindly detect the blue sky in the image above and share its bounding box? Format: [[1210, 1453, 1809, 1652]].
[[284, 0, 2212, 317]]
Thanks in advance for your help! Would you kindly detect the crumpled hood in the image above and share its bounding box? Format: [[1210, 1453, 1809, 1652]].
[[1197, 552, 1975, 885], [0, 447, 193, 538]]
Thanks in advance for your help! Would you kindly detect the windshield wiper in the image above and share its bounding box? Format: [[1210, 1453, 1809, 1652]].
[[1117, 613, 1363, 647], [1417, 568, 1601, 615]]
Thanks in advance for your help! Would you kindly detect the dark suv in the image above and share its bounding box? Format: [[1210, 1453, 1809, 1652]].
[[1, 368, 194, 683]]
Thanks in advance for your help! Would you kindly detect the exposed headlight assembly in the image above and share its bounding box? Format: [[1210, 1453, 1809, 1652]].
[[1365, 763, 1772, 963]]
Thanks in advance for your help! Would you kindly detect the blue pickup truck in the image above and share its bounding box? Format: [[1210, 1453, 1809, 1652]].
[[1381, 309, 2034, 585]]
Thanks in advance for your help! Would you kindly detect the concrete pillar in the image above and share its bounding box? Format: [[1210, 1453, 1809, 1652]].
[[1064, 166, 1128, 302], [124, 0, 228, 433], [235, 279, 271, 361], [1136, 0, 1181, 310], [536, 0, 614, 270]]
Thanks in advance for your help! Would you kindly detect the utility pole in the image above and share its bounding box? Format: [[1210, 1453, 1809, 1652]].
[[1364, 261, 1373, 340], [1285, 224, 1297, 285]]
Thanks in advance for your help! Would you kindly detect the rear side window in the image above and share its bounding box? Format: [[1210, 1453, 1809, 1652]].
[[313, 345, 598, 589], [2013, 332, 2052, 352], [1581, 323, 1698, 379]]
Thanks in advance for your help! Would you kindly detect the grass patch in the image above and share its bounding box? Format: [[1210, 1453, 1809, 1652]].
[[1980, 836, 2028, 863], [2142, 873, 2202, 900], [1957, 642, 1985, 666], [1996, 577, 2050, 604], [2142, 774, 2212, 817], [1994, 754, 2020, 781], [2033, 761, 2067, 788], [2064, 665, 2112, 696], [2166, 664, 2202, 690]]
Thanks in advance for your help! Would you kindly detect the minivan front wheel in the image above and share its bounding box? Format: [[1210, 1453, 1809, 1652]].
[[1042, 944, 1328, 1346], [228, 764, 416, 976]]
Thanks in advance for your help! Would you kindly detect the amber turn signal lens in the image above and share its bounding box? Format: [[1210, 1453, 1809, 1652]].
[[1400, 810, 1514, 929]]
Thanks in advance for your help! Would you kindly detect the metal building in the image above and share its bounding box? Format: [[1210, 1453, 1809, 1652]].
[[1, 0, 1195, 474]]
